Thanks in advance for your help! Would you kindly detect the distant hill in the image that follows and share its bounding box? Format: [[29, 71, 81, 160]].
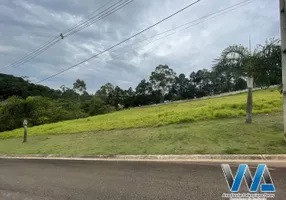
[[0, 73, 61, 100]]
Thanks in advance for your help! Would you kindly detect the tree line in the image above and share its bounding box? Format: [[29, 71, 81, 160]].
[[0, 38, 281, 132], [95, 38, 281, 108]]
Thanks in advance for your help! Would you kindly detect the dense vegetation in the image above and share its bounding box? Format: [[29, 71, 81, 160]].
[[0, 78, 115, 132], [0, 73, 62, 100], [0, 38, 282, 132]]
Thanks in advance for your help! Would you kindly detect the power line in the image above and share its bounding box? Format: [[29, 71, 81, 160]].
[[0, 0, 134, 72], [82, 0, 256, 78], [36, 0, 259, 83], [100, 0, 257, 60], [2, 0, 257, 98], [1, 0, 132, 72], [171, 0, 256, 33], [71, 0, 116, 28], [36, 0, 201, 83], [3, 0, 255, 96], [6, 0, 135, 72], [63, 0, 134, 37], [0, 36, 61, 72]]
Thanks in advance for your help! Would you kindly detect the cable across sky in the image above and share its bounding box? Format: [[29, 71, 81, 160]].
[[79, 0, 257, 66], [0, 0, 135, 72], [1, 0, 259, 98], [36, 0, 201, 83]]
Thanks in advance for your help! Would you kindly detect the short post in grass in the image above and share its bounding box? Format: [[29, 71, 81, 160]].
[[246, 77, 253, 124], [23, 119, 28, 143]]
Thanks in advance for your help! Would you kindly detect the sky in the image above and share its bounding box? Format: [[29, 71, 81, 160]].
[[0, 0, 280, 94]]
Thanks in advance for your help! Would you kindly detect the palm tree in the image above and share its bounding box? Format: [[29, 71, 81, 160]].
[[216, 44, 261, 123]]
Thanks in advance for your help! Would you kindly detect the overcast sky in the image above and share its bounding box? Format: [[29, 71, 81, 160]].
[[0, 0, 280, 93]]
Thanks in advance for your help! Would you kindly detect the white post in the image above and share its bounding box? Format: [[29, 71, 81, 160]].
[[280, 0, 286, 142], [23, 119, 27, 143], [246, 76, 253, 123]]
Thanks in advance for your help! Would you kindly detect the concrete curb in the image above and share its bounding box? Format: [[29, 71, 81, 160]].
[[1, 154, 286, 162]]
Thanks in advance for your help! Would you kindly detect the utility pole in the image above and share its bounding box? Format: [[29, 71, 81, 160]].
[[280, 0, 286, 142]]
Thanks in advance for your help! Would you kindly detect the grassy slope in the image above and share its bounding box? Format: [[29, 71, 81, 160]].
[[0, 113, 284, 154], [0, 89, 282, 139]]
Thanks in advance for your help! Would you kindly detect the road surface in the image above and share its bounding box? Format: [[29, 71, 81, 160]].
[[0, 159, 285, 200]]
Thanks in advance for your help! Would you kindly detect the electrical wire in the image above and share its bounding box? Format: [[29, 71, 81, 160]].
[[1, 0, 258, 97], [0, 0, 134, 72], [70, 0, 116, 29], [36, 0, 201, 83], [2, 0, 133, 72], [96, 0, 257, 61], [67, 0, 257, 81], [64, 0, 134, 37]]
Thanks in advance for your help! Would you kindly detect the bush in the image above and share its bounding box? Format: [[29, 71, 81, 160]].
[[84, 96, 114, 116], [0, 96, 89, 132], [213, 109, 239, 119], [0, 96, 25, 131]]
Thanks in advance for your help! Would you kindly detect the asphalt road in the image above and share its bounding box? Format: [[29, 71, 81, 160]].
[[0, 159, 286, 200]]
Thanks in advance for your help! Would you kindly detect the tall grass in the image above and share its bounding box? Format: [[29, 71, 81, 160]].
[[0, 89, 282, 139]]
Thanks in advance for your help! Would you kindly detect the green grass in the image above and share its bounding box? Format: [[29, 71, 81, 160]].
[[0, 113, 285, 154], [0, 89, 282, 139]]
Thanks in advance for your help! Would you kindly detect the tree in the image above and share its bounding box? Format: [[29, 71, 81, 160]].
[[175, 73, 189, 99], [168, 73, 192, 100], [60, 85, 79, 100], [73, 79, 87, 100], [189, 71, 198, 97], [0, 73, 62, 100], [96, 83, 115, 105], [0, 96, 25, 131], [60, 85, 68, 93], [135, 79, 153, 106], [80, 91, 92, 102], [211, 61, 239, 93], [122, 87, 135, 108], [233, 77, 247, 91], [193, 69, 212, 98], [113, 86, 125, 108], [149, 64, 176, 102], [216, 44, 262, 123], [135, 79, 152, 96], [88, 96, 109, 116], [255, 38, 281, 87]]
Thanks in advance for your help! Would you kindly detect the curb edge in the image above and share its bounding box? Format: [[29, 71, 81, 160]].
[[0, 154, 286, 162]]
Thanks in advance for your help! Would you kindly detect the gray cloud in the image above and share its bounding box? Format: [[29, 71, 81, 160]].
[[0, 0, 280, 94]]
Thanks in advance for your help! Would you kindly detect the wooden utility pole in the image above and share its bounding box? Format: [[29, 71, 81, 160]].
[[280, 0, 286, 141]]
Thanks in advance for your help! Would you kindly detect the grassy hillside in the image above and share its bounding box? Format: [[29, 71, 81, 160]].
[[0, 89, 282, 139], [0, 113, 284, 154]]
